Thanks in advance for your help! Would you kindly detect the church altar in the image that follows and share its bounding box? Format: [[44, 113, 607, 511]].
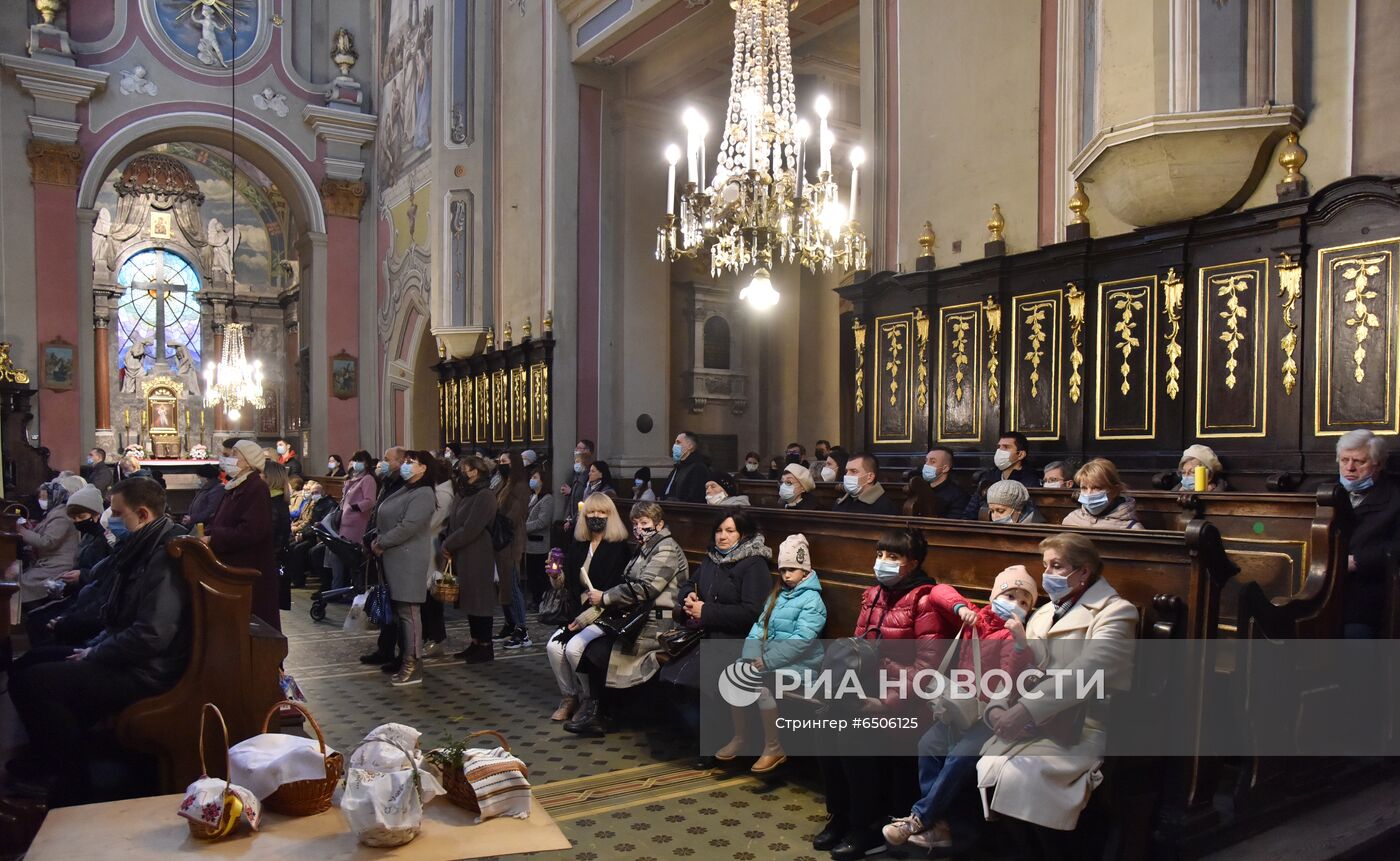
[[136, 459, 218, 514]]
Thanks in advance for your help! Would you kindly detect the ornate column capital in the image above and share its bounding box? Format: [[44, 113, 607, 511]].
[[320, 178, 367, 219], [27, 139, 81, 186]]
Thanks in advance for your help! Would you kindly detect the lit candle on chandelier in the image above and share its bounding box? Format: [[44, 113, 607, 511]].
[[664, 144, 681, 215], [682, 107, 703, 186], [849, 146, 866, 219], [742, 88, 763, 170], [794, 119, 811, 193], [814, 94, 832, 176]]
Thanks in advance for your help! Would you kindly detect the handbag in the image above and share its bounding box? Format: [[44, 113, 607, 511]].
[[656, 625, 703, 658], [488, 512, 515, 552], [594, 603, 652, 639], [365, 578, 394, 627], [538, 583, 575, 626], [927, 625, 983, 733]]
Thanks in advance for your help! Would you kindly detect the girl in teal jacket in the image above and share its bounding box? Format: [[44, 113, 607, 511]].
[[716, 533, 827, 774]]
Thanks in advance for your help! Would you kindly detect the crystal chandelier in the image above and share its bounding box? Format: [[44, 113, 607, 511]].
[[655, 0, 868, 308], [203, 322, 265, 421]]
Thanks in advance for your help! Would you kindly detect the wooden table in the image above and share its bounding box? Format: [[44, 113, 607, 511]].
[[25, 793, 571, 860]]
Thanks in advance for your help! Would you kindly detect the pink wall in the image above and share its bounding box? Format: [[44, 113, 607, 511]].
[[575, 85, 602, 444], [325, 213, 360, 460], [34, 181, 81, 469]]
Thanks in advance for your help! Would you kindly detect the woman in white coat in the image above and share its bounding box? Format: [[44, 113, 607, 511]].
[[975, 532, 1138, 857]]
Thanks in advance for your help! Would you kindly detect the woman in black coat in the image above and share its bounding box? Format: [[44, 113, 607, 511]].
[[661, 509, 771, 765]]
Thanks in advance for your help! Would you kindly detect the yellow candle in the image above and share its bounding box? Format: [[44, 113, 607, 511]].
[[124, 408, 130, 427], [1194, 465, 1209, 492]]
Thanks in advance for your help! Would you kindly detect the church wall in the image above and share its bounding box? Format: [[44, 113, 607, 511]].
[[0, 1, 39, 386]]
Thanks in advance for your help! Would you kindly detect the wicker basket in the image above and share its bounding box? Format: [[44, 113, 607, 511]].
[[438, 730, 527, 813], [260, 700, 344, 816], [432, 582, 460, 604], [187, 704, 242, 840]]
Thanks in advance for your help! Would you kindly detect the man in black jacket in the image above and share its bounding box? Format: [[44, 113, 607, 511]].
[[663, 431, 709, 503], [1337, 429, 1400, 638], [960, 431, 1039, 520], [8, 477, 189, 804], [84, 448, 116, 500], [833, 453, 899, 516]]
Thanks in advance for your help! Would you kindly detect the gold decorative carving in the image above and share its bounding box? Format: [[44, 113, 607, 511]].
[[332, 27, 358, 77], [913, 307, 930, 411], [1339, 254, 1385, 383], [1067, 284, 1084, 403], [26, 141, 82, 187], [851, 317, 867, 413], [987, 204, 1004, 243], [1111, 289, 1145, 396], [492, 369, 507, 442], [1277, 254, 1302, 395], [511, 365, 527, 442], [544, 309, 554, 335], [1022, 301, 1049, 398], [918, 221, 936, 258], [950, 315, 971, 404], [1162, 267, 1184, 399], [319, 178, 367, 218], [1212, 271, 1254, 389], [529, 362, 549, 441], [475, 373, 490, 440], [503, 320, 513, 344], [1068, 181, 1090, 225], [875, 315, 914, 444], [460, 376, 473, 442], [983, 295, 1001, 404], [485, 326, 495, 351], [882, 322, 904, 407], [437, 381, 446, 438], [0, 342, 31, 385], [522, 317, 532, 339], [1278, 132, 1307, 186], [34, 0, 63, 26]]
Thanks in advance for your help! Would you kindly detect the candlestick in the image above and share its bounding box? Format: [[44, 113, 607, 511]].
[[664, 144, 681, 215], [814, 94, 832, 176], [124, 408, 130, 428], [849, 147, 865, 218], [682, 107, 702, 185], [795, 119, 810, 194]]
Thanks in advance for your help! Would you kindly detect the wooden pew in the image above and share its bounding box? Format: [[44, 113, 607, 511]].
[[311, 474, 346, 500], [115, 537, 288, 793], [1, 512, 23, 658]]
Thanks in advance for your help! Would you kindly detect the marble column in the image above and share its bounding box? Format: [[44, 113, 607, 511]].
[[318, 179, 366, 463], [27, 140, 83, 468], [93, 314, 111, 430]]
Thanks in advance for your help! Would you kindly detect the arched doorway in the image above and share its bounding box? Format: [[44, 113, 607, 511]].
[[408, 325, 441, 450]]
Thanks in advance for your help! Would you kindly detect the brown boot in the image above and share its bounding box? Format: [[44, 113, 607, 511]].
[[750, 706, 787, 773], [714, 705, 749, 761], [551, 696, 578, 721]]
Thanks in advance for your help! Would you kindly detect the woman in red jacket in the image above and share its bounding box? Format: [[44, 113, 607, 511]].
[[815, 528, 961, 861], [203, 439, 278, 630]]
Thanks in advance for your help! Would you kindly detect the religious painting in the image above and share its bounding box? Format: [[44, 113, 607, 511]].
[[149, 211, 174, 240], [331, 352, 358, 400], [153, 0, 261, 69], [39, 338, 75, 391], [378, 0, 434, 189]]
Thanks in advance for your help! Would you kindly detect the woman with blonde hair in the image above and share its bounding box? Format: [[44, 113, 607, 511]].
[[1061, 458, 1143, 530], [544, 493, 632, 721]]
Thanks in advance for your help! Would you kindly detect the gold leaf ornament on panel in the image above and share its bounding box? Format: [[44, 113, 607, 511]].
[[1162, 268, 1184, 399], [882, 322, 904, 407], [951, 316, 971, 404], [1112, 290, 1145, 396], [1067, 284, 1084, 403], [852, 317, 867, 413], [1277, 254, 1302, 395], [1213, 271, 1254, 389], [1022, 302, 1049, 398], [913, 307, 930, 411], [1339, 255, 1385, 383], [984, 295, 1002, 404]]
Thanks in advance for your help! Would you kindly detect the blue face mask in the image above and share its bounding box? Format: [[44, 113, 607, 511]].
[[573, 462, 583, 474], [672, 444, 684, 462], [921, 464, 939, 483], [351, 461, 366, 474], [377, 461, 390, 476], [108, 519, 130, 541], [1180, 474, 1196, 491], [1078, 491, 1110, 514], [843, 474, 862, 496], [528, 478, 541, 491], [399, 462, 415, 480], [1340, 473, 1375, 493], [1042, 570, 1074, 601], [634, 478, 644, 487], [873, 558, 903, 586], [991, 596, 1026, 622]]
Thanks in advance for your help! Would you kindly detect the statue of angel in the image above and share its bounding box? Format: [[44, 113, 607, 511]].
[[121, 335, 151, 394], [92, 207, 116, 272], [172, 343, 202, 398], [252, 87, 289, 118], [195, 5, 227, 68], [207, 217, 241, 276]]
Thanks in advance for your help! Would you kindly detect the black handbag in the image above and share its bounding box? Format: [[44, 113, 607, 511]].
[[488, 512, 516, 552], [538, 584, 576, 626], [365, 567, 394, 626], [594, 603, 653, 639], [657, 624, 703, 658]]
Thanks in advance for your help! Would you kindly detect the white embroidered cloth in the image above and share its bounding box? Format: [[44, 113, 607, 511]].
[[178, 776, 261, 833], [228, 733, 336, 800], [460, 747, 531, 821]]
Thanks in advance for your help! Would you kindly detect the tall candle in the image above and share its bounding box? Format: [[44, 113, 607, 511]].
[[814, 95, 832, 176], [664, 144, 681, 215]]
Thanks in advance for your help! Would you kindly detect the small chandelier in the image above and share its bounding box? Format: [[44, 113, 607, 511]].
[[203, 321, 265, 421], [656, 0, 868, 308]]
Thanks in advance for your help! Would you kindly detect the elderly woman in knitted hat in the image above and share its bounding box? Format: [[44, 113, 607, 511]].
[[705, 470, 751, 507], [985, 479, 1045, 524], [1178, 444, 1228, 492], [204, 439, 280, 630], [779, 463, 819, 510]]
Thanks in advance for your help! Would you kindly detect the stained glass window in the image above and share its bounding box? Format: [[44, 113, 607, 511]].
[[115, 248, 203, 372]]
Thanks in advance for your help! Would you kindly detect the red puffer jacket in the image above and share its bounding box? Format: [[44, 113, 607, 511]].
[[854, 574, 961, 707]]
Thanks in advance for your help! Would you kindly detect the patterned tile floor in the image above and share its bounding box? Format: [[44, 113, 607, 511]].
[[284, 591, 931, 861]]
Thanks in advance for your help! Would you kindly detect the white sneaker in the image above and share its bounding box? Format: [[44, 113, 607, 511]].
[[422, 640, 444, 658], [908, 820, 952, 850], [881, 814, 923, 846]]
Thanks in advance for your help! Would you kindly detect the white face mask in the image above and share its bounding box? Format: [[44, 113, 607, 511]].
[[220, 455, 239, 475], [327, 461, 337, 472], [706, 491, 728, 506], [993, 449, 1016, 471], [778, 482, 796, 501], [821, 466, 836, 483], [842, 474, 862, 495], [38, 498, 49, 511]]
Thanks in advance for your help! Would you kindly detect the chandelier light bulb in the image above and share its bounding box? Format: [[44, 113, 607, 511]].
[[813, 94, 831, 120], [740, 267, 779, 309], [795, 119, 811, 141], [741, 87, 764, 119], [682, 106, 704, 132], [820, 201, 848, 236], [665, 144, 682, 165], [850, 146, 866, 168]]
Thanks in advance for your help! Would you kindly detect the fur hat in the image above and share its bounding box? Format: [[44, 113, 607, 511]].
[[1180, 444, 1222, 476], [993, 564, 1038, 601], [66, 485, 104, 517], [986, 479, 1030, 511], [783, 463, 816, 492], [777, 533, 812, 572], [233, 439, 267, 472]]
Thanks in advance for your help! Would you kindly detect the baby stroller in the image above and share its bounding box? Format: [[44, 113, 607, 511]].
[[307, 524, 371, 621]]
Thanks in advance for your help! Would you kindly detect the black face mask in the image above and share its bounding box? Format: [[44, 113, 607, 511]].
[[815, 449, 828, 460], [497, 464, 511, 478], [586, 516, 608, 533], [786, 452, 802, 464]]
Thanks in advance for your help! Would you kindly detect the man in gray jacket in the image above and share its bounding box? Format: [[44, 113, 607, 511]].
[[8, 477, 189, 805]]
